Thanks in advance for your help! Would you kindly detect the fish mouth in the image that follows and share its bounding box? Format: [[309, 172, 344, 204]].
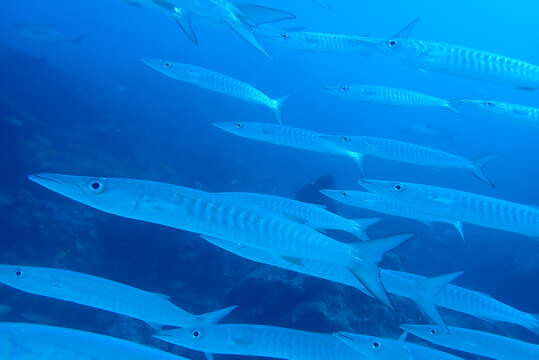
[[28, 173, 65, 187]]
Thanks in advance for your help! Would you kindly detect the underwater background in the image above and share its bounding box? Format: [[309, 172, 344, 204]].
[[1, 0, 538, 359]]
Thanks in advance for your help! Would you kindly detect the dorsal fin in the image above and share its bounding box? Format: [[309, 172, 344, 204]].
[[391, 17, 420, 39]]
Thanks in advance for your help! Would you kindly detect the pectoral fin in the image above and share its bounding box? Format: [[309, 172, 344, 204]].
[[171, 9, 198, 44], [280, 255, 304, 267], [227, 21, 270, 58]]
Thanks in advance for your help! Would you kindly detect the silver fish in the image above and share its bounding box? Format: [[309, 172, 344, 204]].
[[0, 322, 191, 360], [155, 324, 364, 360], [132, 0, 295, 56], [213, 122, 363, 168], [204, 235, 539, 335], [141, 59, 287, 123], [459, 99, 539, 125], [334, 331, 464, 360], [0, 265, 235, 328], [14, 23, 84, 43], [255, 27, 378, 53], [320, 134, 500, 185], [28, 173, 413, 310], [402, 324, 539, 359], [370, 18, 539, 90], [320, 190, 464, 240], [358, 178, 539, 239], [322, 85, 459, 113], [211, 191, 380, 240]]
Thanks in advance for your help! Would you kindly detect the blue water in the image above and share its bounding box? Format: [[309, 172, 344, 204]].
[[1, 0, 538, 358]]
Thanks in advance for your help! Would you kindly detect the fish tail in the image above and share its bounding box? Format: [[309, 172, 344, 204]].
[[273, 96, 289, 124], [198, 305, 237, 325], [350, 218, 382, 241], [349, 233, 416, 311], [445, 99, 462, 115], [470, 154, 503, 187]]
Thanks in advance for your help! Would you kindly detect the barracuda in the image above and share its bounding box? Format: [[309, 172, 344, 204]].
[[320, 135, 500, 186], [141, 59, 288, 123], [0, 265, 235, 328], [359, 178, 539, 239], [28, 173, 413, 310], [402, 324, 539, 359]]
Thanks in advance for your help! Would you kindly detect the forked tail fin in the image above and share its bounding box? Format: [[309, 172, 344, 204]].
[[272, 96, 289, 124], [227, 19, 271, 57], [350, 233, 416, 310], [470, 154, 502, 187], [445, 100, 462, 115], [413, 272, 463, 333]]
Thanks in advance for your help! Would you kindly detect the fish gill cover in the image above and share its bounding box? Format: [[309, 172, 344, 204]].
[[0, 0, 539, 359]]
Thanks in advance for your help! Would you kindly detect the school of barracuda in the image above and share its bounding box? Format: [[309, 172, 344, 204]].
[[7, 0, 539, 359]]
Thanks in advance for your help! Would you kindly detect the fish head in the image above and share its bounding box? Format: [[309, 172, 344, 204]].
[[140, 58, 183, 77], [0, 265, 41, 291], [213, 122, 275, 139], [319, 134, 362, 153], [459, 99, 504, 111], [28, 173, 200, 221], [400, 324, 449, 343], [357, 178, 425, 200], [334, 332, 401, 359], [371, 37, 425, 59], [155, 325, 238, 353], [320, 189, 381, 206], [319, 189, 353, 202]]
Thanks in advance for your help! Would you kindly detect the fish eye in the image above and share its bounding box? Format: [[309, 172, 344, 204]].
[[430, 329, 437, 335], [164, 62, 172, 68], [88, 180, 104, 194], [393, 184, 404, 191], [192, 330, 202, 339], [15, 269, 23, 277], [341, 86, 349, 91], [341, 192, 347, 197], [235, 123, 243, 128], [342, 136, 351, 142], [486, 101, 494, 107], [281, 33, 289, 39], [387, 39, 398, 48], [372, 341, 380, 349]]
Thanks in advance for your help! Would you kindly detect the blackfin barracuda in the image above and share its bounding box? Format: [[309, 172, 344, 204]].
[[0, 265, 235, 328], [320, 190, 464, 240], [459, 99, 539, 125], [0, 322, 192, 360], [322, 85, 459, 113], [359, 178, 539, 239], [141, 59, 288, 123], [213, 122, 364, 169], [320, 134, 500, 185], [369, 18, 539, 90], [402, 324, 539, 359], [154, 323, 464, 360], [28, 173, 413, 310]]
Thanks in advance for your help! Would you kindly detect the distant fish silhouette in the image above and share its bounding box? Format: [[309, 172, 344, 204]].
[[14, 23, 85, 43]]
